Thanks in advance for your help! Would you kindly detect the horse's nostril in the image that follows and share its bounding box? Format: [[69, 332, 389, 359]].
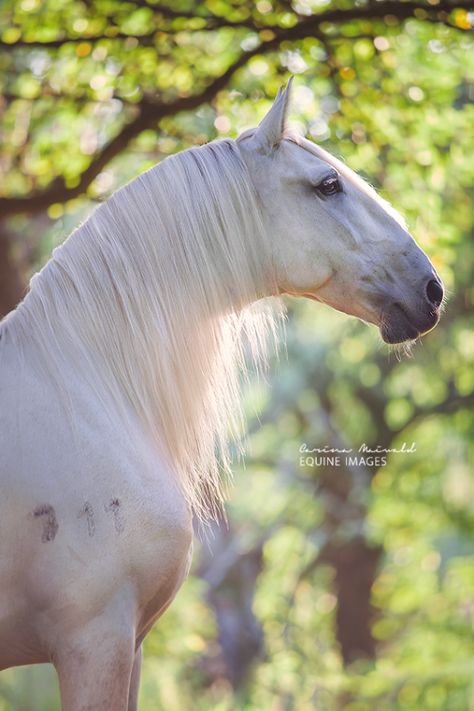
[[426, 279, 444, 308]]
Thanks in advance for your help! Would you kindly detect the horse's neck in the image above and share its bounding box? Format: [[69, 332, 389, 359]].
[[10, 143, 277, 519], [20, 197, 233, 407]]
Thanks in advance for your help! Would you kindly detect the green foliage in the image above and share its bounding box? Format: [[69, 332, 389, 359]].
[[1, 1, 473, 709]]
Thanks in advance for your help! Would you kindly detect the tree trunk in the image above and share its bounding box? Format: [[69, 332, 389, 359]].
[[0, 224, 25, 318]]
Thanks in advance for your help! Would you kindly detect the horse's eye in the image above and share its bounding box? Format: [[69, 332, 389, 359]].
[[317, 175, 342, 196]]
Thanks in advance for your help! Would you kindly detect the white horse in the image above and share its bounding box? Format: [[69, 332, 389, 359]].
[[0, 81, 443, 709]]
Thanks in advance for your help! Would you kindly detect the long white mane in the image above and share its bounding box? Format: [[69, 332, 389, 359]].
[[3, 139, 281, 521]]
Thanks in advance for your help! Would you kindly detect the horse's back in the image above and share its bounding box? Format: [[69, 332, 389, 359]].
[[0, 330, 192, 669]]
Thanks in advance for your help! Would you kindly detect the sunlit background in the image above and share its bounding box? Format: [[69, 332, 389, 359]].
[[0, 1, 473, 709]]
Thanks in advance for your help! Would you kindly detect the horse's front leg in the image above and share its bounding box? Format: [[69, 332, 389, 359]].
[[53, 609, 136, 711], [128, 645, 142, 711]]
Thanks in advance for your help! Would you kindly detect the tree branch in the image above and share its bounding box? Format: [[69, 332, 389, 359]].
[[0, 31, 158, 49], [272, 0, 474, 44], [395, 384, 474, 436], [0, 2, 257, 49], [2, 0, 473, 216], [0, 45, 266, 217], [2, 1, 472, 50], [125, 0, 258, 29]]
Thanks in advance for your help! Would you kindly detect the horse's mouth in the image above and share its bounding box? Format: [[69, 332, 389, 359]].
[[380, 303, 439, 344]]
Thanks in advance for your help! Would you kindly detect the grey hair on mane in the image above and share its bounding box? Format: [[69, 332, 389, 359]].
[[4, 139, 282, 521]]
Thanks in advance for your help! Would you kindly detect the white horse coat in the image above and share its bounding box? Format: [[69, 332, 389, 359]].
[[0, 82, 443, 709]]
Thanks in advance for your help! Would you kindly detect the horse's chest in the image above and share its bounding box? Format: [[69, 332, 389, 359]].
[[121, 487, 193, 610], [1, 361, 194, 644], [70, 451, 194, 620]]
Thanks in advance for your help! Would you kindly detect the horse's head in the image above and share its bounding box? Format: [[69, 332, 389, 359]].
[[237, 80, 443, 344]]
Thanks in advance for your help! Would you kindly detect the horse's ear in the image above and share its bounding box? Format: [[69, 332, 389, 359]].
[[252, 77, 293, 153]]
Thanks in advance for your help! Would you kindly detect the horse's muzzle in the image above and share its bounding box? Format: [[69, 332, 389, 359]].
[[380, 277, 444, 344]]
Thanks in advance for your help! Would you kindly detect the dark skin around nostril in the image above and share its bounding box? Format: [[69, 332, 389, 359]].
[[426, 279, 444, 307]]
